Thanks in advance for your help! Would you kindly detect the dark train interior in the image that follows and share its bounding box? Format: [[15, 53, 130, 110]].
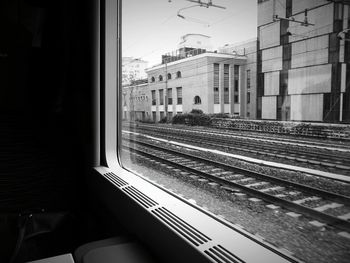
[[0, 0, 158, 262]]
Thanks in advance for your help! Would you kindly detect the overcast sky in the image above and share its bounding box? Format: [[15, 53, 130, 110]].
[[122, 0, 257, 67]]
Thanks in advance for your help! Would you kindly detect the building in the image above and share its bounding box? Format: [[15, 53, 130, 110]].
[[257, 0, 350, 122], [146, 48, 247, 122], [218, 39, 258, 119], [178, 34, 213, 51], [122, 79, 151, 121], [122, 57, 148, 85], [161, 34, 212, 64]]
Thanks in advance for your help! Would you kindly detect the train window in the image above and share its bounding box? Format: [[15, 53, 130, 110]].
[[116, 1, 350, 263]]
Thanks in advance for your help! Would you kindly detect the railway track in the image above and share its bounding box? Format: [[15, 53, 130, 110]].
[[123, 135, 350, 232], [124, 124, 350, 173]]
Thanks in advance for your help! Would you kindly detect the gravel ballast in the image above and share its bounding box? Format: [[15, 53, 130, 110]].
[[121, 151, 350, 263]]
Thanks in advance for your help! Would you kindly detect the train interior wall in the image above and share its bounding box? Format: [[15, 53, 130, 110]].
[[0, 1, 128, 262]]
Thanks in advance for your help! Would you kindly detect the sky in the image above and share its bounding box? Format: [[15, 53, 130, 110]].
[[122, 0, 257, 67]]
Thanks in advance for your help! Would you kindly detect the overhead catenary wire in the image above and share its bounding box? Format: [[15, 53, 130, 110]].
[[177, 4, 211, 26], [123, 20, 335, 69]]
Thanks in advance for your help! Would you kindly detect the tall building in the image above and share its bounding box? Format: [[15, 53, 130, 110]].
[[257, 0, 350, 122], [122, 57, 148, 85]]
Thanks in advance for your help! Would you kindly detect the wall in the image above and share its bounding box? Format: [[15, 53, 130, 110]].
[[146, 53, 242, 121], [257, 0, 348, 123], [123, 83, 151, 121], [218, 40, 257, 119]]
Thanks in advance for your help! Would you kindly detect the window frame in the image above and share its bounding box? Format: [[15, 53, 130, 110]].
[[95, 1, 299, 262]]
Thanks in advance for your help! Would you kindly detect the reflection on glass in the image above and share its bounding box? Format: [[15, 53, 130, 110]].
[[121, 1, 350, 263]]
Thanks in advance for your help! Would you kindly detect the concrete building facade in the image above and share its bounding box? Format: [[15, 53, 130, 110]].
[[219, 39, 258, 119], [146, 51, 247, 122], [122, 57, 148, 85], [257, 0, 350, 123], [122, 80, 151, 121]]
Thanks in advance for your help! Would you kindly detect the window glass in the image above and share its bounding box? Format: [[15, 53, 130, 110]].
[[151, 90, 156, 105], [213, 63, 220, 104], [176, 87, 182, 105], [121, 1, 350, 263], [167, 88, 172, 105], [159, 89, 164, 105], [224, 64, 230, 104], [194, 95, 201, 104]]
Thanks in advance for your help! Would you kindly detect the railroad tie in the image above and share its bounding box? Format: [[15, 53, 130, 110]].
[[313, 203, 343, 212], [293, 196, 321, 205]]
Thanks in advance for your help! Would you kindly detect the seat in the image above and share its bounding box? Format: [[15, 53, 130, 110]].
[[74, 237, 156, 263]]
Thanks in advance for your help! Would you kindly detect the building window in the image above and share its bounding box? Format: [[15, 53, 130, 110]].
[[234, 65, 239, 92], [159, 75, 163, 81], [194, 96, 202, 104], [224, 64, 229, 104], [234, 65, 239, 103], [214, 63, 220, 104], [151, 76, 155, 82], [247, 69, 251, 90], [151, 90, 156, 105], [160, 111, 164, 120], [167, 73, 172, 80], [152, 111, 156, 121], [214, 87, 219, 104], [176, 71, 181, 78], [167, 112, 173, 119], [234, 80, 238, 92], [167, 88, 172, 105], [224, 88, 229, 104], [176, 87, 182, 105], [159, 89, 164, 105], [247, 92, 250, 104]]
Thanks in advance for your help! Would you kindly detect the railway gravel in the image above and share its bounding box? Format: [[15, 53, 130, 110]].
[[125, 124, 350, 176], [121, 152, 350, 263], [133, 134, 350, 197]]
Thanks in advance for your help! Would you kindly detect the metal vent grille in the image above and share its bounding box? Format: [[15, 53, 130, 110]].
[[123, 186, 158, 208], [104, 172, 128, 187], [152, 207, 211, 246], [204, 245, 245, 263]]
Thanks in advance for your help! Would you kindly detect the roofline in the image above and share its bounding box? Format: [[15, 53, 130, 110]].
[[146, 52, 247, 72], [181, 33, 211, 39]]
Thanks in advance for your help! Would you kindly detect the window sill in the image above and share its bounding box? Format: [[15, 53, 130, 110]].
[[89, 164, 300, 263]]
